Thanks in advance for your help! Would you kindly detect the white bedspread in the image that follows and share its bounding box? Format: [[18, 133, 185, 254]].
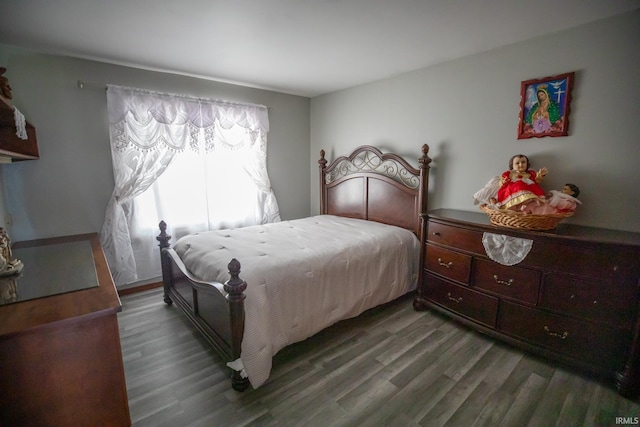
[[173, 215, 420, 388]]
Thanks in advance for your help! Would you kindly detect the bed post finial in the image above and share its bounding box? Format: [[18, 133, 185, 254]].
[[224, 258, 247, 298], [157, 220, 172, 249], [318, 149, 327, 168], [420, 144, 431, 167]]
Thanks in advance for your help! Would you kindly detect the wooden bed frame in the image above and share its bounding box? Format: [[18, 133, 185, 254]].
[[156, 144, 432, 391]]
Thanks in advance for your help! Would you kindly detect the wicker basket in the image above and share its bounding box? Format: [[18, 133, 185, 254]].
[[480, 204, 573, 231]]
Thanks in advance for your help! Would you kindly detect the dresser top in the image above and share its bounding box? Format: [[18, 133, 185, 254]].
[[3, 239, 98, 305], [429, 209, 640, 247], [0, 233, 121, 337]]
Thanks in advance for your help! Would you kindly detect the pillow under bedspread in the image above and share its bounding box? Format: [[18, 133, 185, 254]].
[[173, 214, 420, 388]]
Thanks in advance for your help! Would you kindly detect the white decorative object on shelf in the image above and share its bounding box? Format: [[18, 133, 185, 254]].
[[0, 227, 23, 277]]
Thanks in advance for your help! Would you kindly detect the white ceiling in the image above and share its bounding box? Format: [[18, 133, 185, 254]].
[[1, 0, 638, 97]]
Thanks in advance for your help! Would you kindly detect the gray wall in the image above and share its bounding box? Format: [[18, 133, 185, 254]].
[[311, 11, 640, 233], [0, 46, 311, 242]]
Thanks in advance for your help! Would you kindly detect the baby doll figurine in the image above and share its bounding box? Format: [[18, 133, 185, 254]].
[[495, 154, 548, 211], [523, 183, 581, 215], [548, 183, 581, 212]]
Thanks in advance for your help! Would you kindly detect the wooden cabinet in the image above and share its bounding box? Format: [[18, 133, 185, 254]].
[[414, 209, 640, 398], [0, 234, 130, 426]]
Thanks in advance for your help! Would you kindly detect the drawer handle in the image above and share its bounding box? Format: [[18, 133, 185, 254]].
[[569, 295, 598, 305], [447, 292, 462, 303], [438, 258, 453, 268], [432, 231, 441, 236], [544, 326, 569, 340], [493, 275, 514, 286]]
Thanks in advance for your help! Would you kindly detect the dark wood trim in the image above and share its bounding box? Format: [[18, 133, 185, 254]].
[[117, 280, 163, 296]]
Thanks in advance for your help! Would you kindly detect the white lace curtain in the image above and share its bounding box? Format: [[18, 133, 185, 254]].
[[100, 85, 280, 286]]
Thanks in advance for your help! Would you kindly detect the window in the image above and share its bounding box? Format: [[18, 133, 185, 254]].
[[101, 86, 280, 286]]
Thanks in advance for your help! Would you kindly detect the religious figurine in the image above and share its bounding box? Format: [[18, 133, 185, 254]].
[[0, 67, 28, 140], [496, 154, 548, 211], [473, 154, 549, 212], [0, 67, 13, 104], [0, 227, 23, 276]]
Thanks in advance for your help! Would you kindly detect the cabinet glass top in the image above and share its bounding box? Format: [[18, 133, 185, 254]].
[[1, 240, 99, 305]]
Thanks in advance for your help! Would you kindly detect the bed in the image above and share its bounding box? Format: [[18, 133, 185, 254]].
[[156, 144, 432, 391]]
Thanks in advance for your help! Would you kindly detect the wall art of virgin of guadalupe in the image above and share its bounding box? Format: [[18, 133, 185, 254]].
[[517, 72, 574, 139]]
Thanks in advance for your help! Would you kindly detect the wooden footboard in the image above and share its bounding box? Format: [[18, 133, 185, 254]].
[[156, 221, 249, 392]]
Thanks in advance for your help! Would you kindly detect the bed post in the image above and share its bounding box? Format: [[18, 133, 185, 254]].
[[157, 221, 173, 305], [414, 144, 431, 310], [224, 258, 250, 392], [318, 149, 328, 214], [417, 144, 431, 241]]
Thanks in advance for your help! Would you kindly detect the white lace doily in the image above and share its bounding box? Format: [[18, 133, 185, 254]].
[[482, 232, 533, 266]]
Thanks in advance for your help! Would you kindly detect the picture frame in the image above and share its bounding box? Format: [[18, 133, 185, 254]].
[[517, 72, 574, 139]]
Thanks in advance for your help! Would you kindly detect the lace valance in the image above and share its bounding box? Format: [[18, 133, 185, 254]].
[[106, 85, 269, 152]]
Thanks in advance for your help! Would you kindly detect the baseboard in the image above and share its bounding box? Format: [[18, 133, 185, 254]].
[[118, 281, 163, 296]]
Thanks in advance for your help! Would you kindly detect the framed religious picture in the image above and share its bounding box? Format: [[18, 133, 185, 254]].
[[517, 72, 574, 139]]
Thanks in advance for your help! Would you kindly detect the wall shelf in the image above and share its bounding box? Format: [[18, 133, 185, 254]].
[[0, 98, 39, 161]]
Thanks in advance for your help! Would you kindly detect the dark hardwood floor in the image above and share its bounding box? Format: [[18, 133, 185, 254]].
[[118, 288, 640, 426]]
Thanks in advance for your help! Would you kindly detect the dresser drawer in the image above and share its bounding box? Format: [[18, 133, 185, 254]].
[[528, 242, 640, 285], [427, 221, 485, 255], [540, 273, 639, 328], [425, 244, 472, 284], [472, 258, 540, 305], [424, 273, 498, 328], [499, 301, 630, 369]]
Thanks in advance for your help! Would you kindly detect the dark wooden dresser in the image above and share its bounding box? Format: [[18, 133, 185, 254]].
[[413, 209, 640, 397], [0, 233, 131, 426]]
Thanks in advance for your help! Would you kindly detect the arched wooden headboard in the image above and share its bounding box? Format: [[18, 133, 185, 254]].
[[318, 145, 431, 237]]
